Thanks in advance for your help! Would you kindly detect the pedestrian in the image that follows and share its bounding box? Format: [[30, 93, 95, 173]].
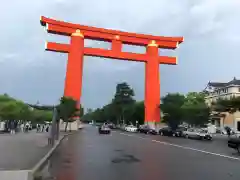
[[226, 127, 231, 137], [14, 120, 18, 133], [20, 123, 24, 132], [46, 124, 49, 133], [10, 120, 15, 134], [47, 124, 53, 145], [41, 124, 45, 132], [25, 123, 29, 133], [37, 124, 40, 132]]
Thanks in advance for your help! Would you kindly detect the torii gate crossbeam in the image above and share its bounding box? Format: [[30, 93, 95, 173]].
[[40, 16, 184, 127]]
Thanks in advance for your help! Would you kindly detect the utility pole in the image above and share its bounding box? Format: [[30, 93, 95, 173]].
[[50, 106, 58, 146]]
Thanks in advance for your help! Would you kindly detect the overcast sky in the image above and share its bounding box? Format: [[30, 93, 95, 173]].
[[0, 0, 240, 109]]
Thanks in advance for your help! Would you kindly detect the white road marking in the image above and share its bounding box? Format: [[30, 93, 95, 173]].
[[119, 132, 240, 161]]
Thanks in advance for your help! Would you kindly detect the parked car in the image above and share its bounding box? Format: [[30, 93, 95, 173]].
[[138, 125, 157, 135], [183, 128, 212, 140], [173, 127, 187, 137], [228, 134, 240, 153], [159, 127, 173, 136], [125, 125, 138, 132], [119, 124, 127, 131], [108, 123, 117, 129], [158, 127, 185, 137], [98, 125, 111, 134]]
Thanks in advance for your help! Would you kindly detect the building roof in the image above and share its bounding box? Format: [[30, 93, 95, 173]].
[[203, 77, 240, 93], [26, 103, 54, 110], [227, 77, 240, 85], [208, 82, 228, 88], [208, 77, 240, 88]]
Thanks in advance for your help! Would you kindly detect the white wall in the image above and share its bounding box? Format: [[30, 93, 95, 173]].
[[59, 119, 80, 131]]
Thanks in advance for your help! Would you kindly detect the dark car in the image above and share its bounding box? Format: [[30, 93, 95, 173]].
[[159, 127, 187, 137], [98, 125, 111, 134], [159, 127, 174, 136], [139, 125, 157, 135], [228, 135, 240, 153]]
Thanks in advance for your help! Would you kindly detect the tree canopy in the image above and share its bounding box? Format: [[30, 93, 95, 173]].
[[0, 84, 214, 130], [82, 82, 212, 128], [161, 93, 185, 130], [0, 94, 53, 123], [181, 92, 210, 126], [56, 96, 80, 131], [82, 82, 144, 125], [161, 92, 210, 129], [212, 96, 240, 113]]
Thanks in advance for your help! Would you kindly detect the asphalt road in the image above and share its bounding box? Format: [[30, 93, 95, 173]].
[[134, 132, 238, 157], [44, 126, 240, 180], [0, 131, 50, 170]]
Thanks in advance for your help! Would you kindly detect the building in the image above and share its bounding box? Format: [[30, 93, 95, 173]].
[[204, 77, 240, 132]]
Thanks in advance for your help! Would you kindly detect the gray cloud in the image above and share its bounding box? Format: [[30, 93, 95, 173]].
[[1, 0, 240, 109]]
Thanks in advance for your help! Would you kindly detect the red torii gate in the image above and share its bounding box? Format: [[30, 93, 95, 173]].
[[40, 16, 183, 126]]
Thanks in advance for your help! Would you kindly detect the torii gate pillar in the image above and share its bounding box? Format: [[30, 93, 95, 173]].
[[145, 41, 161, 128], [64, 30, 84, 109]]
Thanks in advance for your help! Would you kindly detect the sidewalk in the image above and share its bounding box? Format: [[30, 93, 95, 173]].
[[0, 131, 51, 171]]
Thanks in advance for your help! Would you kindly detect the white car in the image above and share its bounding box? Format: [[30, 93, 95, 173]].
[[125, 125, 138, 132], [183, 128, 212, 140]]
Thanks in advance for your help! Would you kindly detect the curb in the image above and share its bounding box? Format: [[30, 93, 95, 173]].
[[29, 132, 76, 180]]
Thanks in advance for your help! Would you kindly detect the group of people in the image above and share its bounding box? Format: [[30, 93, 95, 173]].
[[3, 120, 51, 134], [2, 120, 54, 146], [9, 121, 32, 134], [36, 124, 50, 133], [6, 120, 30, 134]]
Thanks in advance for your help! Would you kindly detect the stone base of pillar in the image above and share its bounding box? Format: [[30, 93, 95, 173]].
[[59, 119, 80, 131]]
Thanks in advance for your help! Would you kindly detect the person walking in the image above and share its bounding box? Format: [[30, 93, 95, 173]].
[[37, 124, 40, 132], [225, 126, 231, 138], [41, 124, 45, 132], [20, 123, 24, 132], [25, 123, 30, 133], [47, 124, 53, 145], [10, 120, 15, 134]]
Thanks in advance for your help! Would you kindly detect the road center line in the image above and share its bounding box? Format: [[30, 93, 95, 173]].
[[119, 132, 240, 161]]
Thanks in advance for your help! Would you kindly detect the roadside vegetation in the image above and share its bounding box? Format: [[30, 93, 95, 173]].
[[1, 82, 240, 130]]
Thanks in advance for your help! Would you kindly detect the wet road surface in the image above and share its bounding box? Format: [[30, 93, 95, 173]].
[[45, 126, 240, 180]]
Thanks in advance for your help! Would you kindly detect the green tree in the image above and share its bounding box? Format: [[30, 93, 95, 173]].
[[91, 108, 104, 123], [131, 101, 144, 125], [212, 97, 240, 113], [57, 96, 78, 132], [80, 106, 84, 117], [0, 94, 55, 125], [182, 92, 210, 126], [31, 109, 52, 123], [0, 100, 31, 121], [0, 94, 15, 104], [160, 93, 185, 130], [80, 83, 143, 126], [211, 97, 240, 130], [112, 82, 135, 124]]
